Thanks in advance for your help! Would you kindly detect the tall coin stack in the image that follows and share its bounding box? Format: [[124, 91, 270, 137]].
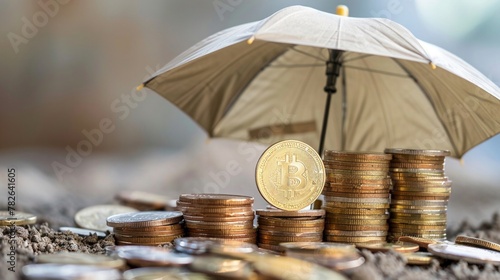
[[256, 209, 325, 253], [385, 149, 451, 241], [177, 194, 257, 243], [322, 151, 392, 244], [106, 211, 185, 245]]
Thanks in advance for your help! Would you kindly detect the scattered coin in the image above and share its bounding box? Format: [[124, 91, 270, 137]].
[[116, 190, 173, 211], [36, 252, 125, 269], [190, 256, 254, 279], [59, 227, 107, 238], [280, 241, 364, 270], [114, 245, 193, 267], [396, 236, 438, 249], [253, 255, 348, 280], [0, 211, 36, 226], [22, 263, 121, 280], [455, 235, 500, 252], [174, 237, 257, 255], [122, 267, 209, 280], [255, 140, 325, 211], [356, 242, 419, 253], [75, 205, 138, 231], [403, 252, 435, 265], [428, 243, 500, 265]]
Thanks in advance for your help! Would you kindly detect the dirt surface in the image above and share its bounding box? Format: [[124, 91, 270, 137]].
[[2, 213, 500, 280]]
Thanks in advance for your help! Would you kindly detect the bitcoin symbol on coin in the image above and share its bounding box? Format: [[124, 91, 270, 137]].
[[278, 154, 308, 198], [256, 140, 325, 211]]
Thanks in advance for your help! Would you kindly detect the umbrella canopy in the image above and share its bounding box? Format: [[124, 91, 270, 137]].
[[143, 5, 500, 158]]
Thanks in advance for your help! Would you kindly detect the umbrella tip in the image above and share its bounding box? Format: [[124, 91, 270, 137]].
[[429, 62, 437, 70], [136, 84, 144, 91], [247, 36, 255, 45], [336, 5, 349, 16]]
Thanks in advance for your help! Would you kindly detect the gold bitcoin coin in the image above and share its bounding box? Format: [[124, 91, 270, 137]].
[[256, 140, 325, 211]]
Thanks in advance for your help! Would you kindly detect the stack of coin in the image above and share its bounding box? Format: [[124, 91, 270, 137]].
[[177, 194, 256, 243], [256, 209, 325, 253], [106, 211, 185, 245], [322, 151, 392, 244], [385, 148, 451, 241]]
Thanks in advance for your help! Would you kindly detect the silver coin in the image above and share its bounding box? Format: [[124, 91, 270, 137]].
[[59, 226, 107, 238], [106, 211, 183, 227], [116, 246, 193, 267], [189, 256, 253, 279], [75, 205, 138, 231], [428, 243, 500, 265], [22, 263, 121, 280], [36, 252, 125, 269], [105, 245, 172, 256], [174, 237, 257, 255]]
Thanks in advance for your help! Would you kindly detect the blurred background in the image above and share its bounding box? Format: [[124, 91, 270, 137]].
[[0, 0, 499, 228]]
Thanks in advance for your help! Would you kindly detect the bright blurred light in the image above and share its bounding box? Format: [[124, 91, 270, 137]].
[[416, 0, 498, 39]]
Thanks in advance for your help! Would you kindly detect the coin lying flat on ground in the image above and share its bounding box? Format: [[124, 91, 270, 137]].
[[122, 267, 209, 280], [256, 140, 325, 211], [59, 227, 106, 238], [36, 252, 125, 269], [116, 190, 173, 211], [75, 204, 138, 231], [428, 243, 500, 265], [455, 235, 500, 252], [403, 252, 435, 265], [111, 245, 193, 267], [22, 263, 121, 280], [281, 242, 364, 271], [356, 242, 419, 253], [0, 211, 37, 226]]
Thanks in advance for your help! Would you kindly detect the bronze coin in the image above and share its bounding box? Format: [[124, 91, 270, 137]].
[[325, 208, 388, 215], [256, 209, 325, 218], [325, 224, 389, 231], [183, 215, 254, 222], [324, 151, 392, 161], [257, 217, 324, 228], [178, 194, 254, 206]]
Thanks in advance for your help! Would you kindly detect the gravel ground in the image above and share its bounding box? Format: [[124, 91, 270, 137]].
[[2, 213, 500, 279]]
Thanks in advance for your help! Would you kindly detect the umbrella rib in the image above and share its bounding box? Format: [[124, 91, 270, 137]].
[[392, 59, 458, 154], [289, 46, 327, 61], [268, 63, 324, 68], [342, 54, 372, 63], [343, 65, 409, 78]]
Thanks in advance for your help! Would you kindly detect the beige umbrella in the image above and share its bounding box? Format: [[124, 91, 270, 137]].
[[141, 5, 500, 158]]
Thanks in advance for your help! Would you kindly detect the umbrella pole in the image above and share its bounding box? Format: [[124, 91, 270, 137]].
[[318, 49, 343, 156]]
